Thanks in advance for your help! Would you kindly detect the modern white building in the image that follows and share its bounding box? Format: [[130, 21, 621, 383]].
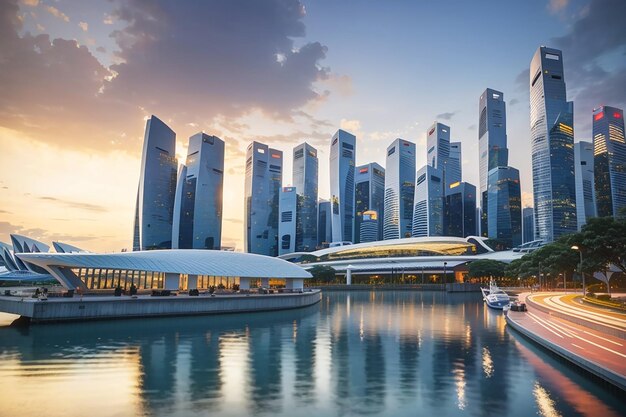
[[279, 186, 298, 255], [574, 141, 597, 230], [329, 129, 356, 243], [412, 165, 444, 237]]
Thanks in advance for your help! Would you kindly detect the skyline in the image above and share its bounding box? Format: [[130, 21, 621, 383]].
[[1, 0, 625, 251]]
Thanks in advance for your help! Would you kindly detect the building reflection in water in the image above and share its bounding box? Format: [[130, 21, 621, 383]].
[[0, 292, 624, 417]]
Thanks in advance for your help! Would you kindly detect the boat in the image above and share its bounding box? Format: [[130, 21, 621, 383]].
[[481, 280, 511, 310]]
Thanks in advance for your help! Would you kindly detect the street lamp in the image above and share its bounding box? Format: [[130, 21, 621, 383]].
[[571, 245, 585, 296], [443, 262, 448, 291]]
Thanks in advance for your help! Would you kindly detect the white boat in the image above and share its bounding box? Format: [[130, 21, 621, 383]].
[[481, 280, 510, 310]]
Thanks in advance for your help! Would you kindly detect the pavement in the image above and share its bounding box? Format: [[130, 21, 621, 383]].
[[506, 292, 626, 389]]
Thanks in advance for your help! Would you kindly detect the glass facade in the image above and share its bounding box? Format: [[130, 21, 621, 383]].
[[355, 163, 385, 243], [383, 139, 415, 240], [530, 46, 577, 242], [412, 165, 444, 237], [133, 115, 178, 250], [522, 207, 535, 243], [293, 143, 318, 252], [448, 142, 462, 186], [172, 133, 224, 249], [278, 187, 297, 255], [426, 122, 450, 173], [487, 167, 522, 248], [574, 141, 597, 229], [478, 89, 509, 237], [329, 129, 356, 243], [593, 106, 626, 219], [359, 210, 379, 243], [317, 200, 331, 247], [444, 182, 476, 238], [244, 142, 282, 256]]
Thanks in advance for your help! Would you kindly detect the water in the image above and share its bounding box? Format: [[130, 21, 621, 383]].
[[0, 291, 623, 417]]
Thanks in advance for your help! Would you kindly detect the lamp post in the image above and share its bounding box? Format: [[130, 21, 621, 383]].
[[443, 262, 447, 291], [571, 245, 585, 296]]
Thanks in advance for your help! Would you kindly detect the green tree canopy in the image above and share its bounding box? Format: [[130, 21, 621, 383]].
[[468, 259, 507, 279], [308, 265, 336, 283]]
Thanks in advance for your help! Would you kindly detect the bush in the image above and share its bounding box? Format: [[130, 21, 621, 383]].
[[586, 291, 595, 298], [188, 289, 199, 296], [597, 294, 611, 301]]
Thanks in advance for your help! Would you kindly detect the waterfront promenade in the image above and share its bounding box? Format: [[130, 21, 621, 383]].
[[506, 292, 626, 391], [0, 290, 322, 324]]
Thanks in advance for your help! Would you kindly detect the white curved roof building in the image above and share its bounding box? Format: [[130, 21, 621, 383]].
[[18, 249, 311, 291]]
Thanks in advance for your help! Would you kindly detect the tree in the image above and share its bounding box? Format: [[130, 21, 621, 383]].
[[308, 265, 336, 284], [468, 260, 507, 280]]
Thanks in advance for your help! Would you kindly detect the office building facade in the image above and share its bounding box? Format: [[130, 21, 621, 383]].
[[133, 115, 178, 251], [522, 207, 535, 243], [529, 46, 577, 242], [359, 211, 379, 243], [448, 141, 462, 186], [478, 88, 509, 236], [487, 166, 522, 248], [426, 122, 451, 175], [172, 133, 224, 250], [383, 139, 415, 240], [412, 165, 444, 237], [244, 142, 283, 256], [293, 143, 318, 252], [574, 141, 597, 230], [355, 163, 385, 243], [329, 129, 356, 243], [593, 106, 626, 219], [279, 187, 298, 255], [444, 182, 476, 238], [317, 200, 332, 248]]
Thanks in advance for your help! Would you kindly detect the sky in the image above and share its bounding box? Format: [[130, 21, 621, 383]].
[[0, 0, 625, 252]]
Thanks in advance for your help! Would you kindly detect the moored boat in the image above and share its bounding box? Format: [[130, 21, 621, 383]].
[[481, 280, 510, 310]]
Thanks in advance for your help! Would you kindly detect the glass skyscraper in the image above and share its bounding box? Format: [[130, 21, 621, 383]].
[[478, 88, 509, 237], [359, 211, 379, 243], [530, 46, 577, 242], [444, 182, 476, 238], [329, 129, 356, 243], [383, 139, 415, 240], [317, 199, 331, 247], [172, 133, 224, 250], [133, 115, 178, 251], [292, 142, 318, 252], [487, 166, 522, 248], [426, 122, 450, 176], [355, 163, 385, 243], [412, 165, 444, 237], [574, 141, 597, 230], [448, 141, 462, 186], [244, 142, 282, 256], [593, 106, 626, 219], [523, 207, 535, 243], [278, 186, 297, 255]]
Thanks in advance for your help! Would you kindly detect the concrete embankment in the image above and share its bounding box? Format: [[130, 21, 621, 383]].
[[311, 283, 482, 292], [0, 290, 321, 324]]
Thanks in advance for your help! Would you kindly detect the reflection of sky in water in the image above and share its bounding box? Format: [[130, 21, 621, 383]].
[[0, 291, 624, 417]]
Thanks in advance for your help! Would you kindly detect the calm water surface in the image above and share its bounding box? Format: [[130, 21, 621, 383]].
[[0, 291, 624, 417]]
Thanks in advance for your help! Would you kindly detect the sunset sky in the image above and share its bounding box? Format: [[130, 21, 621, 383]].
[[1, 0, 624, 252]]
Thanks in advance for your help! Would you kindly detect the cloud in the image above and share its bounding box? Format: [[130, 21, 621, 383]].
[[547, 0, 569, 13], [96, 46, 106, 53], [509, 98, 520, 106], [38, 196, 108, 212], [44, 5, 69, 22], [339, 119, 361, 133], [103, 13, 114, 24], [224, 217, 243, 224], [78, 21, 88, 32], [0, 221, 103, 245], [467, 124, 477, 131], [514, 68, 530, 91], [106, 0, 329, 124], [551, 0, 626, 134], [435, 111, 457, 121], [21, 0, 38, 6]]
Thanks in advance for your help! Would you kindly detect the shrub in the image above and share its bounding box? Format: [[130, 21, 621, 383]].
[[597, 294, 611, 301]]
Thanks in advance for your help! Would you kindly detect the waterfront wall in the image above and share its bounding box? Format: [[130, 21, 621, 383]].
[[0, 291, 321, 324], [310, 283, 482, 292]]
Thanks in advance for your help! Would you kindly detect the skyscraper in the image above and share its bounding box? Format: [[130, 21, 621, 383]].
[[487, 166, 522, 248], [133, 115, 178, 251], [448, 141, 462, 186], [244, 142, 283, 256], [278, 187, 297, 255], [172, 132, 224, 250], [329, 129, 356, 243], [523, 207, 535, 243], [383, 139, 415, 240], [530, 46, 577, 242], [293, 143, 318, 252], [574, 141, 597, 230], [317, 199, 331, 247], [444, 181, 476, 238], [478, 88, 509, 236], [593, 106, 626, 219], [412, 165, 444, 237], [359, 211, 379, 243], [355, 163, 385, 243], [426, 122, 451, 175]]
